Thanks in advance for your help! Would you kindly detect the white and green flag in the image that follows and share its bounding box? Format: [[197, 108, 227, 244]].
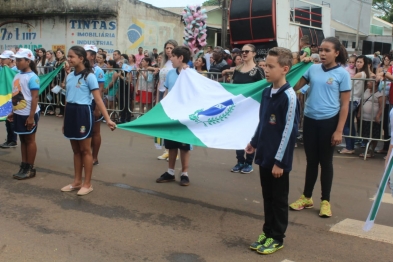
[[118, 62, 311, 149]]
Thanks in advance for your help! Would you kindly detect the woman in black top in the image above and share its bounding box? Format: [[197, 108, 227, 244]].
[[228, 44, 265, 174]]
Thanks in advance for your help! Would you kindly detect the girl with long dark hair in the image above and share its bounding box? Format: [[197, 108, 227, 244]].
[[290, 37, 351, 217], [61, 46, 116, 196]]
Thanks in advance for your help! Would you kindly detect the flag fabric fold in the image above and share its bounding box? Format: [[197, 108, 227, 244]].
[[118, 62, 311, 150], [0, 65, 64, 121]]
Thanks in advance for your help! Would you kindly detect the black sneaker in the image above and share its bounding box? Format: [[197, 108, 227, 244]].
[[156, 172, 175, 183], [5, 141, 17, 148], [1, 141, 17, 148], [14, 164, 36, 180], [180, 175, 190, 186]]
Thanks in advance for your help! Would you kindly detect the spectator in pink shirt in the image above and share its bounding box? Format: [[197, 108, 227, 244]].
[[135, 47, 144, 67]]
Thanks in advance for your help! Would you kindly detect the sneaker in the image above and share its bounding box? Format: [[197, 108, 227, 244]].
[[256, 238, 283, 255], [156, 172, 175, 183], [319, 200, 332, 217], [180, 175, 190, 186], [241, 163, 253, 174], [6, 141, 17, 148], [158, 151, 169, 160], [14, 164, 36, 180], [289, 195, 314, 210], [13, 162, 26, 178], [249, 233, 267, 251], [231, 162, 244, 173], [0, 141, 17, 148]]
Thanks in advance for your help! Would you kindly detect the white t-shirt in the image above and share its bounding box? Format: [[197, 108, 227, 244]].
[[12, 71, 40, 116], [270, 87, 280, 97], [351, 71, 366, 103], [362, 89, 382, 121], [158, 60, 173, 92]]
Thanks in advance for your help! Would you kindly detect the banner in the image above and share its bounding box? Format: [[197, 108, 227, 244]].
[[118, 62, 312, 149]]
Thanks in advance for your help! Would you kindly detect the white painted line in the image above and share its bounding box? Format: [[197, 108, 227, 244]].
[[282, 260, 295, 262], [370, 193, 393, 205], [330, 218, 393, 244]]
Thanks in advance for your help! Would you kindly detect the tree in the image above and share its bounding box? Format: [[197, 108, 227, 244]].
[[202, 0, 220, 6], [373, 0, 393, 23]]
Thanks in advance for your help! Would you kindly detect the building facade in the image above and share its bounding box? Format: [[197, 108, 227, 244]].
[[0, 0, 184, 56]]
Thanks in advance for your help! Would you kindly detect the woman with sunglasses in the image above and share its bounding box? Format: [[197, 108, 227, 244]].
[[229, 44, 265, 174]]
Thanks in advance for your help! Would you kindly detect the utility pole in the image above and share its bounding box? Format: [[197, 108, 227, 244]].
[[355, 0, 363, 52], [221, 0, 228, 48]]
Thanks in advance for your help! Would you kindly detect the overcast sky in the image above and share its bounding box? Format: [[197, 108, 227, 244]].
[[141, 0, 204, 7]]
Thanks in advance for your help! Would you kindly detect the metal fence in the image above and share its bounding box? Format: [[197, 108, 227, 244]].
[[35, 66, 391, 160], [298, 78, 391, 160], [37, 66, 64, 116]]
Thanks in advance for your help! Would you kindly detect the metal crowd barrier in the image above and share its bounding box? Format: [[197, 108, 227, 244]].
[[37, 66, 64, 116], [299, 78, 391, 160]]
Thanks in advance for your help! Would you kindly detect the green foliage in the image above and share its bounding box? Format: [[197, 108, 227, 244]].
[[202, 0, 220, 7], [373, 0, 393, 23]]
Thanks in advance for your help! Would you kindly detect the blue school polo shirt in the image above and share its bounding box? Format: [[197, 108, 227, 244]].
[[66, 72, 99, 105], [164, 68, 180, 92], [93, 66, 105, 83], [303, 64, 351, 120]]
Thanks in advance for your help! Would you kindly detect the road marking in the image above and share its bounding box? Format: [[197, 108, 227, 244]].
[[370, 193, 393, 205], [330, 218, 393, 244]]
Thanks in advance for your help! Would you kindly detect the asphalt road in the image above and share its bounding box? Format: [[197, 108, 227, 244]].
[[0, 116, 392, 262]]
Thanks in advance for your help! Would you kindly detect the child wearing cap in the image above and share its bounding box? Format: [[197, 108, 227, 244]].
[[7, 48, 40, 180], [0, 50, 19, 72], [61, 46, 116, 196], [84, 44, 106, 166]]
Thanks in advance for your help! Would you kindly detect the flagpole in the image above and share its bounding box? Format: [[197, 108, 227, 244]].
[[364, 154, 393, 231]]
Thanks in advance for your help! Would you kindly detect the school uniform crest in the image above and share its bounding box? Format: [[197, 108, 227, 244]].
[[98, 73, 104, 79], [80, 126, 86, 134], [189, 99, 236, 127], [76, 80, 82, 88], [326, 78, 334, 85], [269, 114, 276, 125]]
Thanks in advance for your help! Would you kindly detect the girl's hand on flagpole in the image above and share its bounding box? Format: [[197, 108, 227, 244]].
[[245, 143, 255, 154]]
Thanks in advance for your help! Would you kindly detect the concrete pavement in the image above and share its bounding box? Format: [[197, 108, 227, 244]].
[[0, 116, 392, 261]]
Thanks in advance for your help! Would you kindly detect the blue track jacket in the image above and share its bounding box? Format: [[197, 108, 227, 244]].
[[250, 82, 300, 172]]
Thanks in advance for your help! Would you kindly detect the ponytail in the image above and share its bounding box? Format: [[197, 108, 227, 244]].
[[69, 46, 94, 81], [29, 60, 38, 74], [321, 37, 348, 65]]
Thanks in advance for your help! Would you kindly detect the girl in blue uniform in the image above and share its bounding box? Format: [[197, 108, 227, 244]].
[[61, 46, 116, 196], [9, 48, 40, 180], [290, 37, 351, 217]]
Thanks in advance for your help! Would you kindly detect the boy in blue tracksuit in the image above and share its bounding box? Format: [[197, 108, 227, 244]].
[[245, 47, 299, 255]]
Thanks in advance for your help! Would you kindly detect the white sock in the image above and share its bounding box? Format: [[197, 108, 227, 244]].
[[181, 172, 188, 177], [167, 169, 175, 176]]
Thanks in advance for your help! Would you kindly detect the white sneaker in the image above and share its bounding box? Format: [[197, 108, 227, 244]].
[[157, 151, 169, 160]]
